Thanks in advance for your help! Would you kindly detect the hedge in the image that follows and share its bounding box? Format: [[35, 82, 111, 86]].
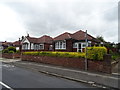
[[23, 51, 85, 58], [87, 46, 107, 60], [22, 46, 107, 60], [2, 46, 16, 53]]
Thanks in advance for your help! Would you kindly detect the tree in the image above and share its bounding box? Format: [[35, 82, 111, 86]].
[[96, 35, 105, 42]]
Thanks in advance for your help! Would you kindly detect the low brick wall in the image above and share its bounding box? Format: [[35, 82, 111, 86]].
[[2, 53, 21, 59], [21, 54, 112, 74]]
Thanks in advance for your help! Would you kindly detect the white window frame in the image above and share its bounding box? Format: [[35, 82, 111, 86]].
[[55, 41, 66, 49], [22, 43, 28, 50], [49, 45, 53, 50], [73, 43, 78, 48], [34, 44, 39, 50], [39, 44, 44, 50]]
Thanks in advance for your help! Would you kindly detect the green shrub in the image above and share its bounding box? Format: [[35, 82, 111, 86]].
[[7, 46, 16, 52], [23, 52, 39, 56], [8, 51, 14, 53], [87, 46, 107, 60], [23, 51, 85, 58], [111, 53, 120, 60], [22, 46, 107, 60], [16, 50, 20, 53], [2, 49, 8, 53]]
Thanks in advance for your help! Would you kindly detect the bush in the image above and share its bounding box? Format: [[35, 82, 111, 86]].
[[7, 46, 16, 52], [16, 50, 20, 53], [22, 47, 107, 60], [23, 52, 39, 56], [111, 52, 120, 60], [87, 46, 107, 60], [8, 51, 14, 53], [23, 51, 85, 58], [2, 46, 17, 53], [2, 49, 9, 53]]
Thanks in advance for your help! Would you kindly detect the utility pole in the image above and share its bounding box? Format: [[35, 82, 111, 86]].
[[85, 30, 88, 71]]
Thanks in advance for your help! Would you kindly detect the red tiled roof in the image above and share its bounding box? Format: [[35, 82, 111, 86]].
[[2, 41, 13, 46], [54, 30, 96, 41], [13, 41, 21, 46], [27, 37, 38, 43], [38, 35, 53, 44], [72, 30, 93, 40], [54, 32, 72, 41], [26, 35, 53, 44]]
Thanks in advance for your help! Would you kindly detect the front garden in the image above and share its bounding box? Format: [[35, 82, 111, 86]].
[[2, 46, 21, 59]]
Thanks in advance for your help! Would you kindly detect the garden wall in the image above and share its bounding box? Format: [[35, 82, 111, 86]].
[[2, 53, 21, 59], [21, 54, 112, 74]]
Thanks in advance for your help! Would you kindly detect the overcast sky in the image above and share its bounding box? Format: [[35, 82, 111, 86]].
[[0, 0, 119, 43]]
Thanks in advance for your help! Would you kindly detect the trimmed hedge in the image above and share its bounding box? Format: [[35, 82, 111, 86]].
[[22, 47, 107, 60], [2, 46, 16, 53], [87, 46, 107, 60], [7, 46, 16, 52], [23, 51, 85, 58]]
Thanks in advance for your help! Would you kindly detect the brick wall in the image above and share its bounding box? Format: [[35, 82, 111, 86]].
[[2, 53, 21, 59], [21, 54, 112, 74], [66, 39, 73, 52]]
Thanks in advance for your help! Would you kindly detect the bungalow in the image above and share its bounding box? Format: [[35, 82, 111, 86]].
[[0, 41, 13, 50], [21, 34, 53, 51], [13, 39, 22, 51], [53, 30, 100, 52]]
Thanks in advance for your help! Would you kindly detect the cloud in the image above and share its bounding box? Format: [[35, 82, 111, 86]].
[[0, 4, 27, 42], [0, 0, 119, 43]]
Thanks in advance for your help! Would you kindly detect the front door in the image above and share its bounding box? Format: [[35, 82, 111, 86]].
[[77, 43, 81, 52]]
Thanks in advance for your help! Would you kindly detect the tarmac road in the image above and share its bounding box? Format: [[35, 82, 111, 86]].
[[1, 63, 95, 89]]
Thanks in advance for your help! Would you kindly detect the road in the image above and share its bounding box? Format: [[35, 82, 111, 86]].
[[1, 63, 96, 89]]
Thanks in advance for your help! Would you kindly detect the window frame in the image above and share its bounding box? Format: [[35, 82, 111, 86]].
[[55, 41, 66, 49]]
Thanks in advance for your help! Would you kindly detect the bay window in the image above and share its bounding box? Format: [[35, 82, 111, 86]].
[[55, 41, 66, 49], [39, 44, 44, 50], [22, 43, 28, 50]]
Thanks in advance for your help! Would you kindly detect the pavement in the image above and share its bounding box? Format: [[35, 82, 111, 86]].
[[0, 58, 119, 89]]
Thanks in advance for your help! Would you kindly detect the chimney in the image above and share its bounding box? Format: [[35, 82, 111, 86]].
[[27, 33, 29, 37], [21, 36, 24, 40]]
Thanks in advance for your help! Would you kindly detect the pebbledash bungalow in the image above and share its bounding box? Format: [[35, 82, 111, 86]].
[[21, 30, 101, 52]]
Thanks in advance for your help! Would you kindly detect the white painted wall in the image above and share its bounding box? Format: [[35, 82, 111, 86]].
[[16, 47, 19, 50], [31, 43, 34, 49], [22, 37, 30, 50]]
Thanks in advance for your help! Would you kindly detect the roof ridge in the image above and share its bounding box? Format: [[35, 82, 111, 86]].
[[54, 32, 72, 39]]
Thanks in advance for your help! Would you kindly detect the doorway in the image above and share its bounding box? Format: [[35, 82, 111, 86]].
[[77, 43, 82, 52]]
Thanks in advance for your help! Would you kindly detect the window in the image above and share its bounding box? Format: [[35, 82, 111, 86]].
[[34, 44, 39, 50], [60, 42, 62, 48], [82, 43, 86, 48], [73, 43, 77, 48], [55, 41, 66, 49], [63, 42, 66, 48], [49, 45, 53, 50], [34, 44, 44, 50], [55, 42, 58, 48], [22, 43, 28, 50], [39, 44, 44, 50]]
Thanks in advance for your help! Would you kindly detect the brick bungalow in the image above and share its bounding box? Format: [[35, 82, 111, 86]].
[[53, 30, 100, 52], [0, 41, 13, 50], [13, 39, 22, 51], [21, 34, 53, 51]]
